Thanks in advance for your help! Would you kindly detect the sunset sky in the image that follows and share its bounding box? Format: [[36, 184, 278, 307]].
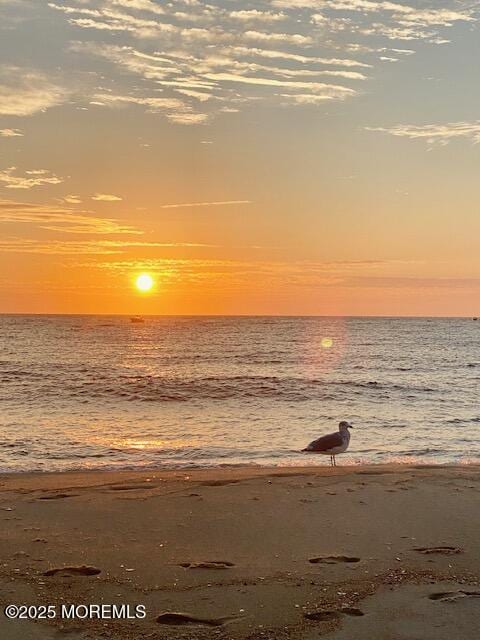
[[1, 0, 480, 315]]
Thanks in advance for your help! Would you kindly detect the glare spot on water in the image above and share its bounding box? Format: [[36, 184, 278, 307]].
[[321, 337, 333, 349], [106, 438, 195, 451]]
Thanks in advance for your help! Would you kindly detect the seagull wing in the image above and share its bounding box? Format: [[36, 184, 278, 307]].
[[303, 432, 343, 452]]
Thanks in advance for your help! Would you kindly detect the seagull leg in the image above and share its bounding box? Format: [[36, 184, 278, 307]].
[[330, 455, 333, 467], [333, 455, 336, 467]]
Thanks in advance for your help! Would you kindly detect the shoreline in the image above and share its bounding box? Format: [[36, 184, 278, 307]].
[[1, 458, 479, 479], [1, 464, 480, 639], [2, 461, 480, 487]]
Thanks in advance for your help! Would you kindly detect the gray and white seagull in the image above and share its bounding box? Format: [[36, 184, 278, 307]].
[[302, 421, 353, 466]]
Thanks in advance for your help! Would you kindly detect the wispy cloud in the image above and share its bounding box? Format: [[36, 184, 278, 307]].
[[230, 10, 287, 22], [0, 167, 64, 190], [62, 195, 82, 204], [109, 0, 165, 16], [309, 0, 473, 23], [274, 0, 475, 44], [243, 30, 312, 45], [348, 275, 480, 290], [56, 3, 374, 122], [160, 200, 252, 209], [281, 93, 342, 104], [203, 72, 357, 100], [0, 66, 68, 116], [366, 121, 480, 145], [166, 112, 209, 124], [276, 0, 474, 26], [0, 199, 140, 234], [90, 89, 208, 125], [91, 193, 123, 201], [91, 92, 186, 112], [75, 256, 421, 293], [36, 0, 480, 126], [0, 238, 216, 255], [0, 128, 23, 137], [226, 46, 371, 68]]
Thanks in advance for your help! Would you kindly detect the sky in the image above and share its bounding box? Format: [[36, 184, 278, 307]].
[[1, 0, 480, 315]]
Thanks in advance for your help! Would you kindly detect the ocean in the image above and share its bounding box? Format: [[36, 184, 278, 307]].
[[0, 315, 479, 472]]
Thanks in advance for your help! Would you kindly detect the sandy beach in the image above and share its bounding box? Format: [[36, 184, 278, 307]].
[[1, 464, 480, 640]]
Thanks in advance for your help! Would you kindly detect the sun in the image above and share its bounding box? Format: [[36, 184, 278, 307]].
[[135, 273, 154, 293]]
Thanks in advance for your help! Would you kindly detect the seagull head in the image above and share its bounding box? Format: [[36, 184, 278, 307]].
[[339, 421, 353, 432]]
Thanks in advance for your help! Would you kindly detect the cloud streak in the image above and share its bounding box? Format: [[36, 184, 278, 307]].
[[0, 238, 217, 255], [0, 128, 23, 137], [0, 66, 68, 117], [0, 199, 140, 234], [91, 193, 123, 201], [75, 256, 424, 293], [160, 200, 252, 209], [367, 121, 480, 145], [0, 167, 64, 190]]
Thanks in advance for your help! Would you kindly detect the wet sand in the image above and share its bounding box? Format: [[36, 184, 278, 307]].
[[1, 464, 479, 639]]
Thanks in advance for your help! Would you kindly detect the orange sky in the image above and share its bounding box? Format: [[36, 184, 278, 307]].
[[1, 0, 480, 315]]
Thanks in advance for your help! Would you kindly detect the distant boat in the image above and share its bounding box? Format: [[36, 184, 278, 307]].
[[130, 316, 145, 324], [473, 317, 478, 321]]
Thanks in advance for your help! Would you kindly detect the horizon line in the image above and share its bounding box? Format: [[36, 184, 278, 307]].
[[0, 313, 478, 319]]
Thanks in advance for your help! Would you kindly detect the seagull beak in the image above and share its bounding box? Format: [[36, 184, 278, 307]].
[[348, 423, 353, 428]]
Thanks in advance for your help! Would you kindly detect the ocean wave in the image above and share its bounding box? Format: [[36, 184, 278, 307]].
[[3, 374, 440, 404]]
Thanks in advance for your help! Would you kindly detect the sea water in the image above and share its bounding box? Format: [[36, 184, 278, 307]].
[[1, 315, 479, 472]]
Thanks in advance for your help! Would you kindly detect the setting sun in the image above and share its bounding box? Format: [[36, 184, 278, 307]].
[[135, 273, 154, 293]]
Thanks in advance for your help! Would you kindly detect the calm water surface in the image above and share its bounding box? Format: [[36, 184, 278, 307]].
[[0, 315, 479, 472]]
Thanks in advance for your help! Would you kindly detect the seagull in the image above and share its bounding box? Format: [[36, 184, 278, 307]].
[[302, 421, 353, 466]]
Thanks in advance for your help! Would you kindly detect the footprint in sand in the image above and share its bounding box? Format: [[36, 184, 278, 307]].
[[43, 565, 101, 577], [429, 590, 480, 602], [414, 546, 463, 555], [304, 607, 364, 621], [309, 555, 360, 565], [157, 612, 242, 626], [355, 470, 392, 476], [341, 607, 365, 616], [304, 610, 338, 622], [200, 480, 240, 487], [413, 464, 439, 469], [179, 561, 235, 570]]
